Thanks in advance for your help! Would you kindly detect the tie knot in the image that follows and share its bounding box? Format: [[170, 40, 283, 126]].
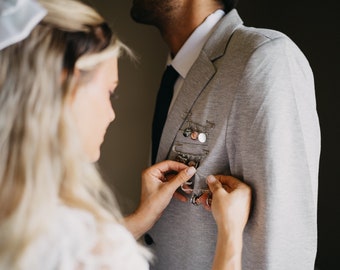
[[163, 65, 179, 84]]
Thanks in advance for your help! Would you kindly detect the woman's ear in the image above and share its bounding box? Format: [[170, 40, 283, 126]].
[[66, 68, 81, 102]]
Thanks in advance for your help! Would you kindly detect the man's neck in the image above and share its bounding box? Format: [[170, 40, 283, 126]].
[[159, 5, 223, 57]]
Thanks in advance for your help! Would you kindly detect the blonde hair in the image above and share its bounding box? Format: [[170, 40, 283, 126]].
[[0, 0, 131, 267]]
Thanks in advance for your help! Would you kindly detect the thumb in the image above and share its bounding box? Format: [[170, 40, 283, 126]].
[[206, 175, 223, 193], [167, 167, 196, 190], [216, 175, 243, 192]]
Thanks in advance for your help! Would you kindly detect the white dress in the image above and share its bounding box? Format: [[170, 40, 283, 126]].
[[19, 205, 150, 270]]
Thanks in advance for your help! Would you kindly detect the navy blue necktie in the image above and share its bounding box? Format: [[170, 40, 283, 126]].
[[152, 65, 179, 164]]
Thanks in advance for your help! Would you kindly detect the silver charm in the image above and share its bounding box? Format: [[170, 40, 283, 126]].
[[198, 133, 207, 143], [181, 117, 214, 144], [183, 127, 192, 137]]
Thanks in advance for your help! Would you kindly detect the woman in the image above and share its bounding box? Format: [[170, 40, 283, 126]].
[[0, 0, 251, 269]]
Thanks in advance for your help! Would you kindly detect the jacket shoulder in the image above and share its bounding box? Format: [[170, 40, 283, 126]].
[[232, 26, 289, 50]]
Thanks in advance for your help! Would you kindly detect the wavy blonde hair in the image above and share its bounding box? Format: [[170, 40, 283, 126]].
[[0, 0, 131, 267]]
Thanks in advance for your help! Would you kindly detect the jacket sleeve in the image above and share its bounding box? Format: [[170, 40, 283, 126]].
[[226, 36, 320, 270]]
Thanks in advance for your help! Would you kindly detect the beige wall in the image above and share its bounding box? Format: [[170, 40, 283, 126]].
[[87, 1, 168, 215]]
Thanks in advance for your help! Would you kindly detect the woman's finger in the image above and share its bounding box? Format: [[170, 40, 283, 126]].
[[206, 175, 223, 193], [167, 167, 196, 191]]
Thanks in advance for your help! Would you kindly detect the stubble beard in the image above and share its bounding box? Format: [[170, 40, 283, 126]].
[[130, 0, 176, 27]]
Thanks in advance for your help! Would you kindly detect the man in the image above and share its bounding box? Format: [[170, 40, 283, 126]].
[[131, 0, 321, 269]]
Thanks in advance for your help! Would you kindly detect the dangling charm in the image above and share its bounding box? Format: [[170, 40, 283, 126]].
[[198, 133, 207, 143], [190, 131, 199, 140], [183, 127, 192, 137]]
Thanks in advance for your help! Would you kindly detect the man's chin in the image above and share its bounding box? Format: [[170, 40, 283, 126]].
[[130, 7, 154, 25]]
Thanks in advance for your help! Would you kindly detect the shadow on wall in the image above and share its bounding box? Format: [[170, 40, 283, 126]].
[[86, 0, 168, 216]]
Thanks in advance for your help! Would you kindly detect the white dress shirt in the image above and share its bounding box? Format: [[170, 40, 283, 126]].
[[168, 9, 225, 111]]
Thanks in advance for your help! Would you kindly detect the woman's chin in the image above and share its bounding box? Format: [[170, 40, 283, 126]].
[[88, 149, 101, 163]]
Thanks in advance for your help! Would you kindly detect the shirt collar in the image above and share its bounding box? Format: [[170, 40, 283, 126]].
[[170, 9, 225, 78]]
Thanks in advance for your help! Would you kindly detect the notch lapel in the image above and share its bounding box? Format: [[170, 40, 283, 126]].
[[156, 9, 243, 162], [157, 54, 215, 162]]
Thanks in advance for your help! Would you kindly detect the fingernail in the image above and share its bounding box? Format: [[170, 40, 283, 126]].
[[207, 175, 216, 183], [186, 167, 196, 176]]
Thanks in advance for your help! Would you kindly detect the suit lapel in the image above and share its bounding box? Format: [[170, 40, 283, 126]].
[[157, 53, 215, 162], [204, 9, 243, 61], [156, 9, 243, 162]]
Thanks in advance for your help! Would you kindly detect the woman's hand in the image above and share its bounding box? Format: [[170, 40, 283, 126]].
[[206, 175, 252, 270], [124, 160, 196, 239], [206, 175, 251, 235]]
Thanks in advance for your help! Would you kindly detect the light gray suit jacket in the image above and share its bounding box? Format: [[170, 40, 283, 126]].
[[148, 9, 320, 270]]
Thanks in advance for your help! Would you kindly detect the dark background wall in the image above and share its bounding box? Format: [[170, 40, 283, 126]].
[[86, 1, 339, 269]]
